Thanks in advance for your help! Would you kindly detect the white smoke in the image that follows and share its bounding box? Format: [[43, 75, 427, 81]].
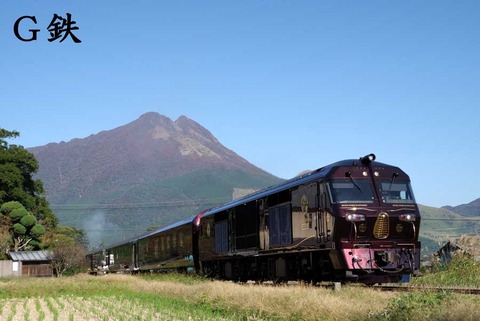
[[83, 210, 121, 248]]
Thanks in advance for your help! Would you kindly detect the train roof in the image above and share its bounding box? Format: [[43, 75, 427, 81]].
[[86, 215, 197, 255], [138, 215, 196, 240], [201, 157, 397, 218]]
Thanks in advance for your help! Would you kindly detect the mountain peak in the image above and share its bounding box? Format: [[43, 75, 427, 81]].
[[29, 112, 278, 205], [134, 112, 173, 128]]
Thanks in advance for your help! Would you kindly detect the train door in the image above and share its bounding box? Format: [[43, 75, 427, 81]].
[[234, 201, 258, 250], [269, 202, 292, 247], [317, 183, 333, 244], [213, 210, 230, 255]]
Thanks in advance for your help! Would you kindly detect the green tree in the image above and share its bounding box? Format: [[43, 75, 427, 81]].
[[42, 225, 89, 249], [0, 128, 58, 253], [0, 128, 57, 229]]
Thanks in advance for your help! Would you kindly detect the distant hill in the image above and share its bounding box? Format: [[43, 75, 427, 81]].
[[418, 204, 480, 258], [29, 112, 283, 247], [442, 198, 480, 217]]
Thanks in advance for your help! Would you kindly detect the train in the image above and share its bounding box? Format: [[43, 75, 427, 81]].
[[86, 154, 421, 284]]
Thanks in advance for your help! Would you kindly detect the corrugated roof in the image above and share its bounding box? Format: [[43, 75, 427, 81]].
[[9, 250, 52, 262]]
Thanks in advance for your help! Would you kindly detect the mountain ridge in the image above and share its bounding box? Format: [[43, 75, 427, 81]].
[[442, 198, 480, 217], [29, 112, 275, 205]]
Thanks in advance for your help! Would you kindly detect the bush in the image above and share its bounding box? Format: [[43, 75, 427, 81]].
[[30, 224, 45, 238], [20, 214, 37, 228], [0, 201, 23, 214], [13, 223, 26, 235], [9, 207, 28, 222]]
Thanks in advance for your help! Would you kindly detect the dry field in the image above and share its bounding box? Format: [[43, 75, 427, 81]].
[[0, 274, 479, 321]]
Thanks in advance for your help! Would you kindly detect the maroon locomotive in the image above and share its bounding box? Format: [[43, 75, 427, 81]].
[[88, 154, 421, 284]]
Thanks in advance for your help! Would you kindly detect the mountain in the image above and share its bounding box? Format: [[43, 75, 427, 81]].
[[442, 198, 480, 217], [29, 112, 283, 246]]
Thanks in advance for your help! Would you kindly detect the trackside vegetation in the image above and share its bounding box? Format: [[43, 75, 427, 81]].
[[411, 253, 480, 288]]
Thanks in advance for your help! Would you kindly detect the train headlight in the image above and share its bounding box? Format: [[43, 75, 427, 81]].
[[360, 153, 376, 165], [346, 213, 365, 222], [399, 214, 416, 222]]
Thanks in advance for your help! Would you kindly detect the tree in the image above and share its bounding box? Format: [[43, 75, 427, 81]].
[[46, 227, 88, 276], [0, 222, 10, 259], [0, 128, 58, 229], [42, 225, 89, 249], [0, 128, 58, 253], [0, 201, 46, 251]]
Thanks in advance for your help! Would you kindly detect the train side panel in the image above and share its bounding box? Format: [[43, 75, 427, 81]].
[[137, 221, 194, 272]]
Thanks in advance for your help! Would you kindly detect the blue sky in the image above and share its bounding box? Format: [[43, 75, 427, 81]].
[[1, 1, 479, 208]]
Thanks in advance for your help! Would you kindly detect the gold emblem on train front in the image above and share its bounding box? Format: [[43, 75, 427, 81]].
[[373, 212, 389, 239]]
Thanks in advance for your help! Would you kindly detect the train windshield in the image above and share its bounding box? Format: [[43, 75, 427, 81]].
[[329, 180, 375, 204], [378, 180, 416, 204]]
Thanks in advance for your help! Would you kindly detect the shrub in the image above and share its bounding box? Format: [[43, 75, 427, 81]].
[[9, 207, 28, 222], [30, 224, 46, 238], [13, 223, 26, 235], [20, 214, 37, 228], [0, 201, 23, 214]]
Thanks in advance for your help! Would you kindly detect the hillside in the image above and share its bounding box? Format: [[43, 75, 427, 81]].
[[442, 198, 480, 217], [418, 204, 479, 258], [29, 112, 283, 246]]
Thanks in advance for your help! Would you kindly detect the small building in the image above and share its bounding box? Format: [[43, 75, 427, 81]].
[[8, 250, 53, 277], [0, 260, 22, 277]]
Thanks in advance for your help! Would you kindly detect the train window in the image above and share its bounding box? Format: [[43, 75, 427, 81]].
[[329, 180, 375, 204], [379, 181, 415, 204]]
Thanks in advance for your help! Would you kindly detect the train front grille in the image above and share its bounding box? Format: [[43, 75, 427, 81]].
[[373, 212, 389, 239]]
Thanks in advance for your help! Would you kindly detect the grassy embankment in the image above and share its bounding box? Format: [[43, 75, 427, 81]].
[[0, 255, 479, 321]]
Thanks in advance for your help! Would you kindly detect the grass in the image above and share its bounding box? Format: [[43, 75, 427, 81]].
[[0, 255, 479, 320]]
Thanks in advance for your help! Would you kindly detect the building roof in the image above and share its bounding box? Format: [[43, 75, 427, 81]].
[[9, 250, 51, 262]]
